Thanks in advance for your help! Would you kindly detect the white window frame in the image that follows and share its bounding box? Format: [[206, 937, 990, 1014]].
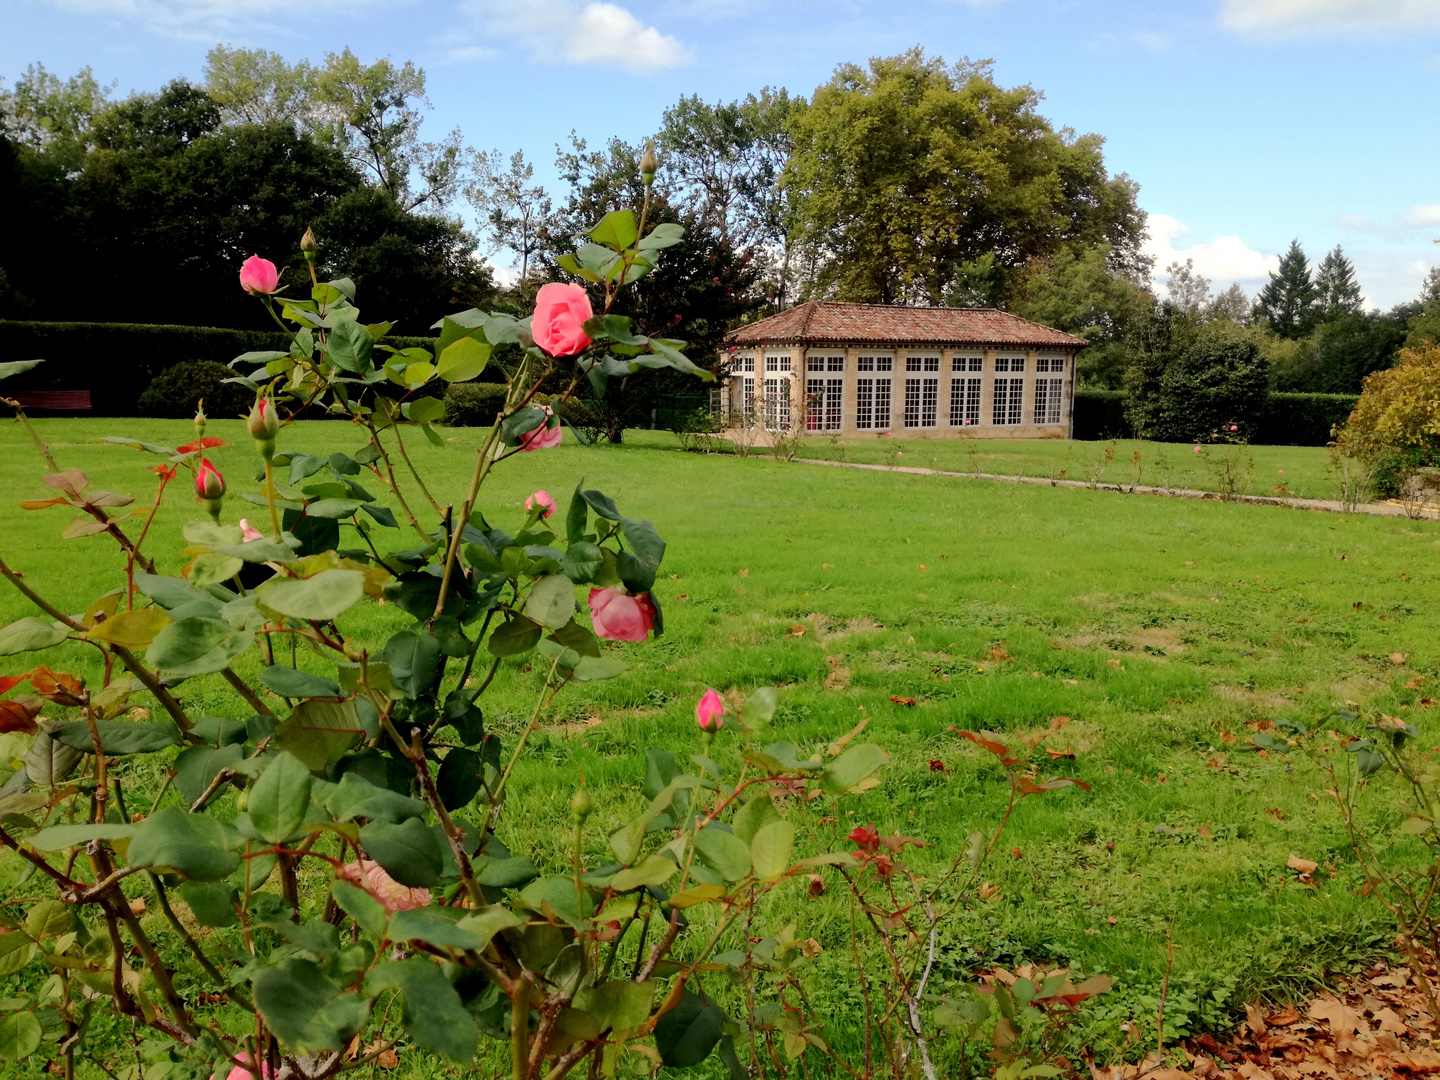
[[1034, 377, 1063, 425], [950, 376, 981, 427], [855, 354, 893, 431], [805, 354, 845, 432], [763, 376, 791, 431], [993, 377, 1024, 425]]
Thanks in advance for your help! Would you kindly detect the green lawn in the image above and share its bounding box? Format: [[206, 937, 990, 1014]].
[[786, 433, 1341, 500], [0, 419, 1432, 1071]]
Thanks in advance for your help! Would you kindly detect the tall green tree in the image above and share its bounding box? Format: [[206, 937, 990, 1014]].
[[784, 49, 1147, 305], [465, 149, 556, 286], [1254, 240, 1318, 338], [1314, 245, 1364, 318]]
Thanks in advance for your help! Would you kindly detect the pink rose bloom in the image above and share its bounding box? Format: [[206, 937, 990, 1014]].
[[525, 490, 556, 518], [1230, 425, 1238, 432], [238, 519, 264, 542], [588, 587, 656, 642], [239, 255, 279, 295], [531, 283, 593, 357], [339, 858, 431, 913], [1278, 469, 1285, 475], [695, 689, 725, 732], [519, 408, 563, 452], [1193, 446, 1202, 454], [216, 1052, 271, 1080]]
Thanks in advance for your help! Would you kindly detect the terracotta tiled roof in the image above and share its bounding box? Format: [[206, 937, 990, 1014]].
[[723, 301, 1085, 349]]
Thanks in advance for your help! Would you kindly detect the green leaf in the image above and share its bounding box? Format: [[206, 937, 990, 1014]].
[[51, 720, 181, 755], [655, 989, 724, 1067], [301, 498, 364, 519], [326, 772, 425, 824], [257, 570, 367, 622], [580, 488, 622, 521], [177, 882, 239, 928], [330, 880, 387, 938], [436, 337, 491, 382], [249, 752, 313, 843], [820, 743, 890, 795], [274, 700, 366, 773], [694, 826, 751, 882], [608, 853, 678, 892], [383, 630, 441, 698], [750, 818, 794, 880], [172, 742, 244, 806], [731, 795, 780, 846], [549, 619, 601, 658], [326, 319, 374, 374], [0, 616, 68, 656], [454, 907, 523, 951], [127, 807, 239, 881], [637, 222, 685, 251], [573, 980, 654, 1034], [499, 406, 545, 445], [23, 732, 81, 786], [403, 397, 445, 424], [474, 855, 538, 888], [487, 615, 543, 658], [368, 960, 477, 1062], [525, 574, 577, 630], [571, 656, 626, 681], [0, 934, 35, 978], [0, 1010, 41, 1061], [558, 543, 604, 584], [0, 359, 42, 382], [591, 210, 638, 250], [146, 617, 253, 678], [388, 909, 484, 950], [360, 819, 445, 887], [260, 666, 342, 699], [254, 958, 352, 1052], [437, 748, 486, 811], [24, 900, 70, 939], [519, 876, 583, 924], [743, 687, 778, 729], [27, 823, 134, 852]]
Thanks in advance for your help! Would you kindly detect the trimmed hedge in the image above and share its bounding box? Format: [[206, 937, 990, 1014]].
[[1072, 390, 1131, 440], [1261, 392, 1357, 447], [1073, 389, 1355, 446], [443, 383, 508, 427], [0, 320, 433, 416]]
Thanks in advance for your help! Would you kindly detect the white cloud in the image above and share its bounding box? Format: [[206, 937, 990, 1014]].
[[453, 0, 691, 71], [1221, 0, 1440, 35], [1400, 203, 1440, 227], [39, 0, 374, 40], [1143, 213, 1276, 289]]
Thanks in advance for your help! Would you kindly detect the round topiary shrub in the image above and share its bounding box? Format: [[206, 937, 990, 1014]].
[[136, 359, 254, 419]]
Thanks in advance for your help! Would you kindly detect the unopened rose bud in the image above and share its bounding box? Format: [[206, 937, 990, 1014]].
[[571, 780, 593, 821], [300, 227, 317, 264], [194, 398, 207, 439], [640, 143, 657, 187], [247, 397, 280, 461], [195, 459, 225, 523]]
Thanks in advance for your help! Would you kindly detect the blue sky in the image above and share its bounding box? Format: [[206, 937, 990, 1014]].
[[5, 0, 1440, 308]]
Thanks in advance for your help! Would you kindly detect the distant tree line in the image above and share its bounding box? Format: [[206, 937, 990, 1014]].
[[4, 46, 1425, 423]]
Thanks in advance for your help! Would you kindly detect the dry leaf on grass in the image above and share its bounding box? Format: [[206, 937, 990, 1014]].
[[1287, 854, 1319, 875]]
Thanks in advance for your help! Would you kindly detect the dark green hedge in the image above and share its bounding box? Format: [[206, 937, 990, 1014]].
[[442, 383, 508, 427], [1261, 392, 1357, 446], [1072, 389, 1355, 446], [0, 321, 433, 417], [1072, 390, 1131, 440]]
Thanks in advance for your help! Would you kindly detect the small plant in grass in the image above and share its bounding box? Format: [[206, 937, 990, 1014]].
[[0, 161, 1104, 1080], [1191, 424, 1254, 501], [1085, 441, 1116, 490]]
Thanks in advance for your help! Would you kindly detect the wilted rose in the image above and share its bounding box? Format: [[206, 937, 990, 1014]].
[[339, 858, 431, 913], [588, 587, 655, 642]]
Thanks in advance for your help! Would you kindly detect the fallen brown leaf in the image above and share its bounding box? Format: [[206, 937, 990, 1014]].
[[1287, 854, 1319, 875], [888, 695, 917, 707]]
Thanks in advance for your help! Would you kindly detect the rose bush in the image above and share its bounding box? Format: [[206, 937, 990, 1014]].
[[0, 146, 1095, 1080]]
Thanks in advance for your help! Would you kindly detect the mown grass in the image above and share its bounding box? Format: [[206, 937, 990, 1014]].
[[0, 419, 1433, 1075], [784, 434, 1340, 500]]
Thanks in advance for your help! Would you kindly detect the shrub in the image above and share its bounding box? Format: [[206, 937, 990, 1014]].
[[1262, 392, 1358, 446], [135, 359, 256, 419], [1127, 331, 1271, 443], [1333, 344, 1440, 497], [1072, 389, 1132, 439], [441, 381, 507, 426]]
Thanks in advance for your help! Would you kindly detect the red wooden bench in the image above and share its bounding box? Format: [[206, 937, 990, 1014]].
[[8, 391, 92, 411]]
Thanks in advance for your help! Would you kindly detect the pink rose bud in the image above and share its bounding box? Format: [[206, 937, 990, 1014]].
[[1278, 469, 1284, 475], [1193, 446, 1202, 454], [525, 489, 556, 518], [531, 282, 594, 358], [246, 397, 279, 440], [339, 858, 432, 913], [1230, 425, 1238, 431], [695, 688, 725, 731], [519, 407, 563, 452], [588, 587, 656, 642], [238, 518, 264, 542], [239, 255, 279, 295], [195, 459, 225, 500]]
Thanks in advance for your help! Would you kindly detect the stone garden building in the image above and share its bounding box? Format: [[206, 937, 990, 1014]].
[[720, 301, 1086, 440]]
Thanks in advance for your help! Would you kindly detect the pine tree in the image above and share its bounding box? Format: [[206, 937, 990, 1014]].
[[1253, 240, 1317, 338], [1314, 245, 1364, 317]]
